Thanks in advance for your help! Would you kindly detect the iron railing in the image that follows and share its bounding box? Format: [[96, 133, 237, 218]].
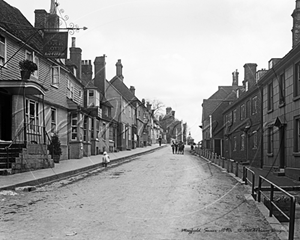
[[193, 148, 297, 240], [243, 166, 256, 199], [3, 124, 49, 168], [257, 176, 296, 240]]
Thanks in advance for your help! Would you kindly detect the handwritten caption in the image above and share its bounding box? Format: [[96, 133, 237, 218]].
[[181, 227, 284, 235]]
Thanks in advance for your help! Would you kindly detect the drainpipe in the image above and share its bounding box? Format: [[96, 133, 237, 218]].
[[260, 85, 264, 168], [43, 95, 46, 145], [23, 87, 27, 145], [209, 115, 212, 151]]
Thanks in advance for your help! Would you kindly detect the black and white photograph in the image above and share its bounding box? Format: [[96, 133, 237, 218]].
[[0, 0, 299, 239]]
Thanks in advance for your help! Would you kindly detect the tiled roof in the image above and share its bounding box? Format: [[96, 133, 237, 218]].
[[110, 76, 136, 104], [0, 0, 44, 51]]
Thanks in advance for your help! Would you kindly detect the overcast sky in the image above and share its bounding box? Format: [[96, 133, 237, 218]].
[[7, 0, 296, 142]]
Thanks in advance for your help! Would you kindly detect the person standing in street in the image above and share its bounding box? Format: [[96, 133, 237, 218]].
[[102, 151, 110, 167], [158, 136, 162, 146], [174, 140, 179, 154], [171, 139, 175, 154]]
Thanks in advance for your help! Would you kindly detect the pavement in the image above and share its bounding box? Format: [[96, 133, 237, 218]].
[[0, 143, 166, 191], [191, 149, 300, 240]]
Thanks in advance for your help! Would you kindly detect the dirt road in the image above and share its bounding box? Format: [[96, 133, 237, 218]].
[[0, 147, 280, 239]]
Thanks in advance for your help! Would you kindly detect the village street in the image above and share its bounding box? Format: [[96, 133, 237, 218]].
[[0, 147, 280, 240]]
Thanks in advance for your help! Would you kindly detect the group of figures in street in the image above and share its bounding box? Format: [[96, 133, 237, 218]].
[[171, 139, 185, 154]]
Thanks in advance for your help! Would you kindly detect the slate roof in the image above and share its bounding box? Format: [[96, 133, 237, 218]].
[[202, 86, 237, 121], [0, 0, 44, 51]]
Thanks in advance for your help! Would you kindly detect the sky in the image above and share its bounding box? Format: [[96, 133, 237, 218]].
[[7, 0, 296, 143]]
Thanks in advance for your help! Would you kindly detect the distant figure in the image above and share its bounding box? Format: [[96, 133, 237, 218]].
[[158, 137, 162, 146], [178, 141, 185, 154], [102, 151, 110, 167], [171, 140, 175, 154], [174, 140, 179, 154], [191, 144, 194, 151]]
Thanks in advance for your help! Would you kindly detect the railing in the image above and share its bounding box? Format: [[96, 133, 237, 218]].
[[243, 167, 256, 199], [257, 176, 296, 240], [194, 148, 297, 240], [3, 124, 49, 168]]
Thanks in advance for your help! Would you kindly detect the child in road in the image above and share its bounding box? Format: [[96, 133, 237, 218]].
[[102, 151, 110, 167]]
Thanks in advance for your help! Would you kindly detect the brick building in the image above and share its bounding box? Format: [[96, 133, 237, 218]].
[[223, 64, 264, 167], [255, 0, 300, 179], [201, 72, 241, 156]]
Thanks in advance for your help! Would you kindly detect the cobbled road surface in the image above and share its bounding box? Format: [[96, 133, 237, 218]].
[[0, 147, 280, 240]]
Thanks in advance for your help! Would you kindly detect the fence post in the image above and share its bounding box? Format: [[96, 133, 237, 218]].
[[252, 172, 256, 199], [243, 167, 247, 185], [226, 159, 230, 172], [289, 197, 296, 240], [270, 185, 274, 217], [257, 176, 262, 202]]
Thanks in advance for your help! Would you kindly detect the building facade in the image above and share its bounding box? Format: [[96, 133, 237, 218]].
[[223, 64, 263, 166]]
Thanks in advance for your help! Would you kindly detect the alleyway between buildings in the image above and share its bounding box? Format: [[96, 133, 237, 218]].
[[0, 147, 280, 240]]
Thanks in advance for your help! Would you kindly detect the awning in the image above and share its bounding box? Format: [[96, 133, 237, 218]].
[[0, 80, 47, 95]]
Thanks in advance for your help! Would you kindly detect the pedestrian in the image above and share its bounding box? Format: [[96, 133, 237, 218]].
[[102, 151, 110, 167], [171, 140, 175, 154], [178, 141, 184, 154], [158, 137, 162, 146], [174, 140, 179, 154]]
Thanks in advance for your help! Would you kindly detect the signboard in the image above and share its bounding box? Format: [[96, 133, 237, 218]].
[[43, 32, 68, 59]]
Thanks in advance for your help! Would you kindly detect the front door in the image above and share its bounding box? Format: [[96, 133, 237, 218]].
[[214, 139, 221, 156], [0, 91, 12, 141], [279, 127, 285, 169]]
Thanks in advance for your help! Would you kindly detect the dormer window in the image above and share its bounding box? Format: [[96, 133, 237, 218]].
[[87, 89, 100, 107]]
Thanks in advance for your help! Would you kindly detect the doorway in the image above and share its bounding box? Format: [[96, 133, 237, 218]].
[[0, 91, 12, 141], [279, 126, 285, 169]]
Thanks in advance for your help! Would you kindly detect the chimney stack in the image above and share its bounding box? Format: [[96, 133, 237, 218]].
[[34, 10, 47, 29], [81, 60, 93, 82], [172, 111, 175, 118], [232, 69, 239, 90], [147, 102, 152, 111], [256, 69, 267, 82], [130, 86, 135, 95], [116, 59, 124, 81], [69, 37, 82, 79], [243, 63, 257, 90], [166, 107, 172, 115], [94, 55, 106, 96], [292, 0, 300, 48]]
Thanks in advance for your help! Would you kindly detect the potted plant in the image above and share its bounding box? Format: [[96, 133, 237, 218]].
[[48, 133, 62, 163], [19, 59, 38, 79]]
